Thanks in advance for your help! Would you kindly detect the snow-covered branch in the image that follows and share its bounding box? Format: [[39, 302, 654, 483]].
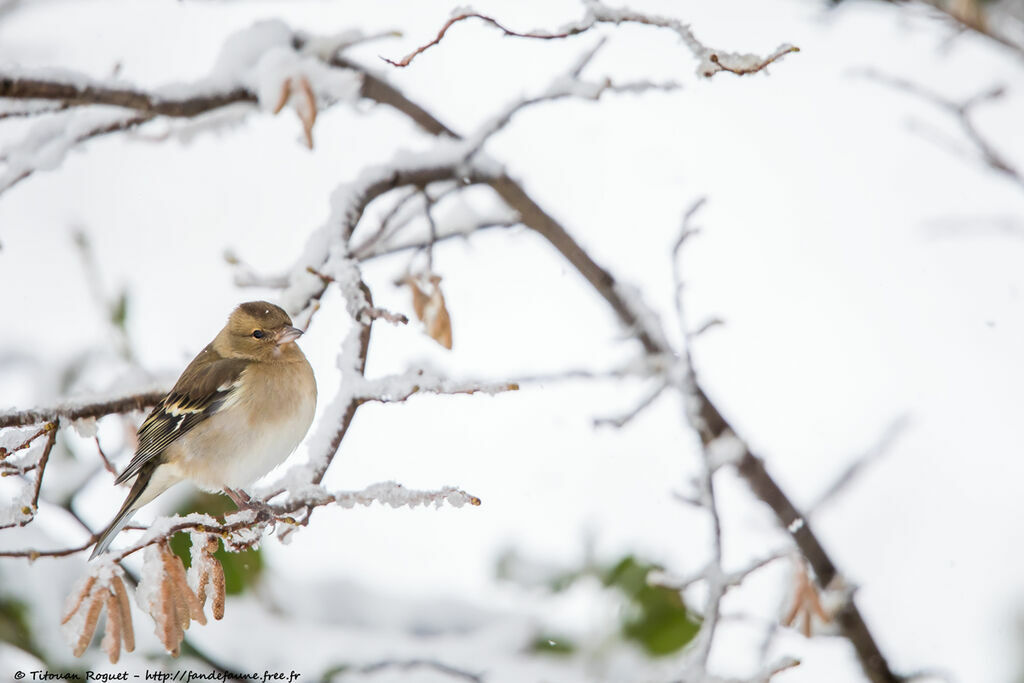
[[383, 1, 798, 78], [0, 389, 165, 429]]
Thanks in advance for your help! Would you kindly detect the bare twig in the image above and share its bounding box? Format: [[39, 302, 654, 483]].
[[383, 2, 798, 78], [94, 436, 118, 476], [381, 11, 593, 67], [593, 380, 668, 428], [28, 422, 57, 510], [861, 70, 1022, 192], [807, 415, 912, 515], [339, 658, 483, 682], [666, 197, 899, 682], [911, 0, 1024, 59]]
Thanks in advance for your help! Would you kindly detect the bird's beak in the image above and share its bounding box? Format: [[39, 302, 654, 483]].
[[276, 326, 304, 345]]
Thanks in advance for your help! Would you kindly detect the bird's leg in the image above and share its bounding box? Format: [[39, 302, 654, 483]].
[[222, 487, 250, 509], [223, 487, 274, 522]]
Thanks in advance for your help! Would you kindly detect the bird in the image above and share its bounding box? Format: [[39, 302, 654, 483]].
[[90, 301, 317, 559]]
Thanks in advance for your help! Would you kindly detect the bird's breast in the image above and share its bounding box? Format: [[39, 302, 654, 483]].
[[168, 358, 316, 491]]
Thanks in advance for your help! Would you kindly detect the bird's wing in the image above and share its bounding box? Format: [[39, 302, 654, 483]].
[[115, 347, 248, 485]]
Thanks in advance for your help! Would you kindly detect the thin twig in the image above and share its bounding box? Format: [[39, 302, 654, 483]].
[[593, 380, 668, 428], [807, 415, 911, 515], [860, 69, 1022, 192], [340, 658, 483, 683], [381, 12, 592, 67], [94, 436, 118, 476], [382, 3, 798, 78]]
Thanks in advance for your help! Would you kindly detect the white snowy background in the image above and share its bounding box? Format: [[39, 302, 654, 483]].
[[1, 0, 1023, 681]]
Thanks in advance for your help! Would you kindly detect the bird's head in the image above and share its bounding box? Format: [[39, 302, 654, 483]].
[[220, 301, 304, 361]]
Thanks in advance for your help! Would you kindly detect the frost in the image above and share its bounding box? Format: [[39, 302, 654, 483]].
[[0, 484, 34, 527], [70, 417, 98, 439], [0, 425, 39, 451], [130, 512, 219, 552], [280, 137, 504, 318], [133, 544, 165, 620], [165, 104, 252, 144], [295, 28, 365, 60], [705, 430, 747, 470], [0, 108, 140, 192], [210, 20, 294, 79], [612, 281, 671, 350], [187, 19, 361, 112], [332, 481, 481, 510]]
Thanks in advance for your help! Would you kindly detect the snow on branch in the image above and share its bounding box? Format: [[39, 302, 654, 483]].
[[0, 389, 165, 429], [296, 481, 482, 511], [461, 37, 679, 160], [51, 472, 480, 660], [0, 20, 369, 190], [662, 201, 901, 683], [0, 109, 151, 195], [0, 421, 56, 530], [274, 139, 513, 329], [382, 1, 798, 78]]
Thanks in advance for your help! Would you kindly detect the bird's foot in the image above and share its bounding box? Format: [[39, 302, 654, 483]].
[[223, 488, 275, 522]]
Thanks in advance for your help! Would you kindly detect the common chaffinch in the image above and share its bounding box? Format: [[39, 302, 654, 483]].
[[90, 301, 317, 559]]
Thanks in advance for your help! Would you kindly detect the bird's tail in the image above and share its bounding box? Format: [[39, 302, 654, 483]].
[[90, 462, 164, 560]]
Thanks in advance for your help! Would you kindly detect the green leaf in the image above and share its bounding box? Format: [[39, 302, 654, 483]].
[[603, 555, 701, 656], [110, 291, 129, 331], [0, 594, 44, 662], [528, 634, 577, 656]]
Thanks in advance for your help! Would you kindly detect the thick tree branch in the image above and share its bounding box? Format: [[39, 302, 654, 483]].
[[324, 57, 899, 683], [0, 77, 256, 117], [0, 21, 896, 680], [0, 390, 164, 429], [311, 282, 373, 486], [853, 0, 1024, 59]]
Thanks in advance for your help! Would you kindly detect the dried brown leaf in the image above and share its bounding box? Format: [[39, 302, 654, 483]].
[[273, 77, 293, 115], [296, 76, 317, 149], [402, 275, 429, 321], [782, 590, 801, 628], [782, 560, 833, 638], [402, 275, 453, 349], [424, 281, 453, 349]]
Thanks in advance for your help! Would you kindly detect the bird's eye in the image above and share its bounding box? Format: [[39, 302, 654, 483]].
[[252, 330, 265, 339]]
